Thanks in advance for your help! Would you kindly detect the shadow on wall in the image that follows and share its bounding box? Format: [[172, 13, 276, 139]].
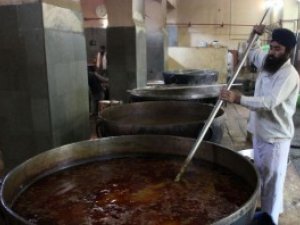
[[167, 57, 185, 70], [167, 47, 228, 83]]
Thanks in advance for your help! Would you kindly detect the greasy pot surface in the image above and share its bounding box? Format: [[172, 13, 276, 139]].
[[1, 135, 259, 225]]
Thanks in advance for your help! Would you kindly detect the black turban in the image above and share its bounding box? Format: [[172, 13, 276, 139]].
[[271, 28, 297, 49]]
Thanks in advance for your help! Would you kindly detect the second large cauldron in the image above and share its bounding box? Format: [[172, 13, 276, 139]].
[[98, 101, 224, 142]]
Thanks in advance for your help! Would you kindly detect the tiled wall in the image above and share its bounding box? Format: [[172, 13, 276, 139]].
[[0, 3, 52, 170], [0, 2, 89, 171], [42, 2, 90, 147], [44, 28, 89, 146]]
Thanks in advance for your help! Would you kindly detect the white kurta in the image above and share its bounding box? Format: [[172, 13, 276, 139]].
[[240, 48, 300, 224], [242, 48, 299, 142]]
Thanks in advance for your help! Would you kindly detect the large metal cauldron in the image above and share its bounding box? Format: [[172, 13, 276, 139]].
[[0, 135, 259, 225], [129, 84, 222, 103], [163, 69, 218, 85], [99, 101, 224, 142]]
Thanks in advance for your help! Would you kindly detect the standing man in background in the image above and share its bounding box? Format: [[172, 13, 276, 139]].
[[220, 26, 299, 225], [96, 45, 107, 75], [88, 65, 108, 117], [96, 45, 109, 99]]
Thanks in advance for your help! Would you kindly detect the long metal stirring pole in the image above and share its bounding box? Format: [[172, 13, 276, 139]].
[[175, 8, 271, 182]]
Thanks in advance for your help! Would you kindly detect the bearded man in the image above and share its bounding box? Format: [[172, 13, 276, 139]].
[[220, 27, 299, 225]]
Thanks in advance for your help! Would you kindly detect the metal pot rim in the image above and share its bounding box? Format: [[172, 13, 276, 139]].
[[0, 135, 260, 225]]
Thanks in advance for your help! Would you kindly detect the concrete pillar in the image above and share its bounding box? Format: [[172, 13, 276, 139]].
[[146, 0, 168, 81], [106, 0, 147, 102], [0, 0, 90, 171]]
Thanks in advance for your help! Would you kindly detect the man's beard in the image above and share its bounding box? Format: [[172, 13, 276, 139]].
[[263, 54, 289, 74]]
